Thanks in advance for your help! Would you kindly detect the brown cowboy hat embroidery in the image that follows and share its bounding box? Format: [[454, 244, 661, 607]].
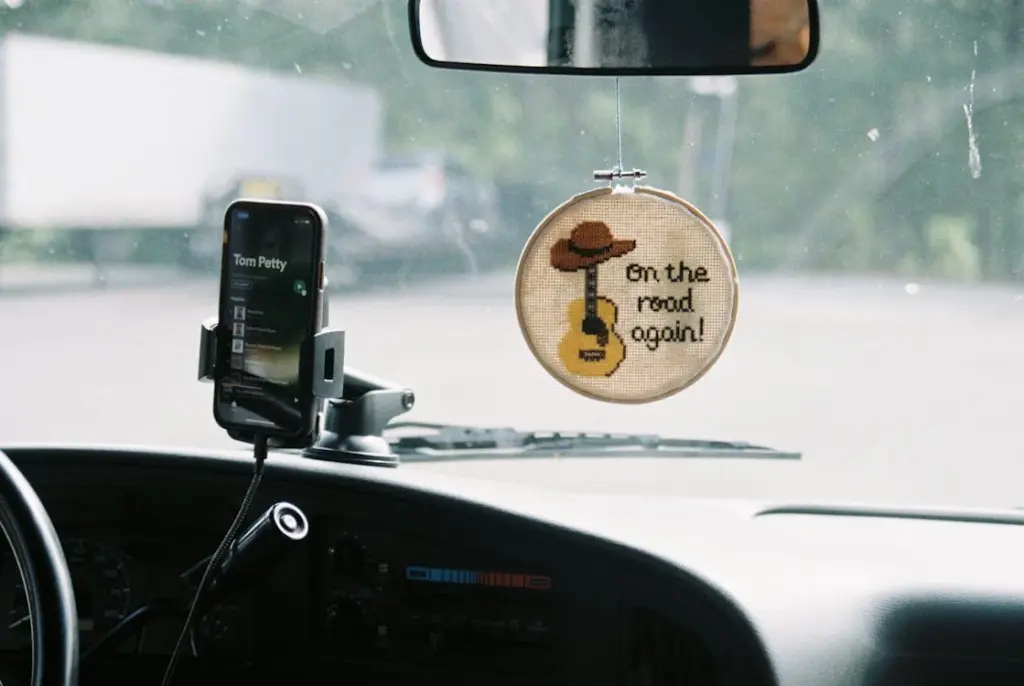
[[550, 221, 636, 272]]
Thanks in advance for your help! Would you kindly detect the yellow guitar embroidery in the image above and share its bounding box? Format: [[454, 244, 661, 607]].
[[549, 221, 637, 378]]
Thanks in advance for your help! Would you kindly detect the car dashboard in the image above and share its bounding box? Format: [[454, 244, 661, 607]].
[[0, 446, 1022, 686]]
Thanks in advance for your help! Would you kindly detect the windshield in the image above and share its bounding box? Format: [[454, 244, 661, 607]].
[[0, 1, 1019, 507]]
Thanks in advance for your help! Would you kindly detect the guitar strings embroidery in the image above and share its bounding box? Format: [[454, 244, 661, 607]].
[[550, 221, 637, 378]]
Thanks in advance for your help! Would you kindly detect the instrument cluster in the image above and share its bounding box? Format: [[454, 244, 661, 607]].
[[0, 532, 256, 659], [0, 537, 139, 652], [0, 470, 572, 684]]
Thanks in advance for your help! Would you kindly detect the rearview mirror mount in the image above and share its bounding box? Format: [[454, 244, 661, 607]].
[[409, 0, 820, 76]]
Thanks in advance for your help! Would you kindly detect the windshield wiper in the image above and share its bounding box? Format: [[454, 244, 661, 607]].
[[385, 422, 801, 461]]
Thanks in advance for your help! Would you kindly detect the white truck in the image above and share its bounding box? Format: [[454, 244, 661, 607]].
[[0, 33, 383, 269]]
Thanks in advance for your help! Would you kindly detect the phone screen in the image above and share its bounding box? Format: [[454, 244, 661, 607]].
[[214, 201, 324, 437]]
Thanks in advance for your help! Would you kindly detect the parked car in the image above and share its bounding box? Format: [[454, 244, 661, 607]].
[[181, 159, 505, 281], [183, 175, 303, 269], [182, 174, 364, 272], [354, 153, 502, 261]]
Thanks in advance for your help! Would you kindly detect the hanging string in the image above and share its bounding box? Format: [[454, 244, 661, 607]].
[[614, 76, 624, 172], [594, 76, 645, 184]]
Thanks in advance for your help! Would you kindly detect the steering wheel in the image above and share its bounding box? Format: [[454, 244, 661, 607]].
[[0, 449, 78, 686]]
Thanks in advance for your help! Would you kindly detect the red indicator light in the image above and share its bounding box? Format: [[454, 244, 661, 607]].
[[405, 565, 552, 590]]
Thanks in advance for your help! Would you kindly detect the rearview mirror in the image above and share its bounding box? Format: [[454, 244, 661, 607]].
[[409, 0, 819, 76]]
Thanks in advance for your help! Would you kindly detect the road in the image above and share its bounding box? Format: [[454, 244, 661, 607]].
[[1, 269, 1023, 507]]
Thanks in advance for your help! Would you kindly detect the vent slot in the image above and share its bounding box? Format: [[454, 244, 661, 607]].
[[620, 607, 719, 686]]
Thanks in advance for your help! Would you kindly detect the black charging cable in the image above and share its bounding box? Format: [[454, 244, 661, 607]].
[[159, 434, 269, 686]]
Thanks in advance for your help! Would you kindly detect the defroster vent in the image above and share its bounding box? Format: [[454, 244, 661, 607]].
[[619, 607, 719, 686]]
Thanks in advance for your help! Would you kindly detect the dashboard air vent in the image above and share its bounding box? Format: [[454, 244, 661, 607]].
[[620, 606, 719, 686]]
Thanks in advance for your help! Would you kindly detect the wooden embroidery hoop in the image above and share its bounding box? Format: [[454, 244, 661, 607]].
[[514, 185, 740, 404]]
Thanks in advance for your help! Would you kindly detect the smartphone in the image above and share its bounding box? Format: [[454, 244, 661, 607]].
[[213, 199, 327, 440]]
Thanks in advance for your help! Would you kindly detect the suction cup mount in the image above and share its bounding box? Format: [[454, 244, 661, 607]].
[[197, 315, 413, 468]]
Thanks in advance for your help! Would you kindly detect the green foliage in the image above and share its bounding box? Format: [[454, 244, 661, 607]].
[[2, 0, 1024, 280]]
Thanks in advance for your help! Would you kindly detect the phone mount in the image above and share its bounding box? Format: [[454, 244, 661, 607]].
[[197, 301, 413, 468]]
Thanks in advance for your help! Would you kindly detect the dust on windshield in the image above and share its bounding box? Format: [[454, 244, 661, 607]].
[[0, 1, 1020, 507]]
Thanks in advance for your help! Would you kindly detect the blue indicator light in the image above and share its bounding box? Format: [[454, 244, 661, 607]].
[[405, 565, 548, 590], [406, 566, 430, 580]]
